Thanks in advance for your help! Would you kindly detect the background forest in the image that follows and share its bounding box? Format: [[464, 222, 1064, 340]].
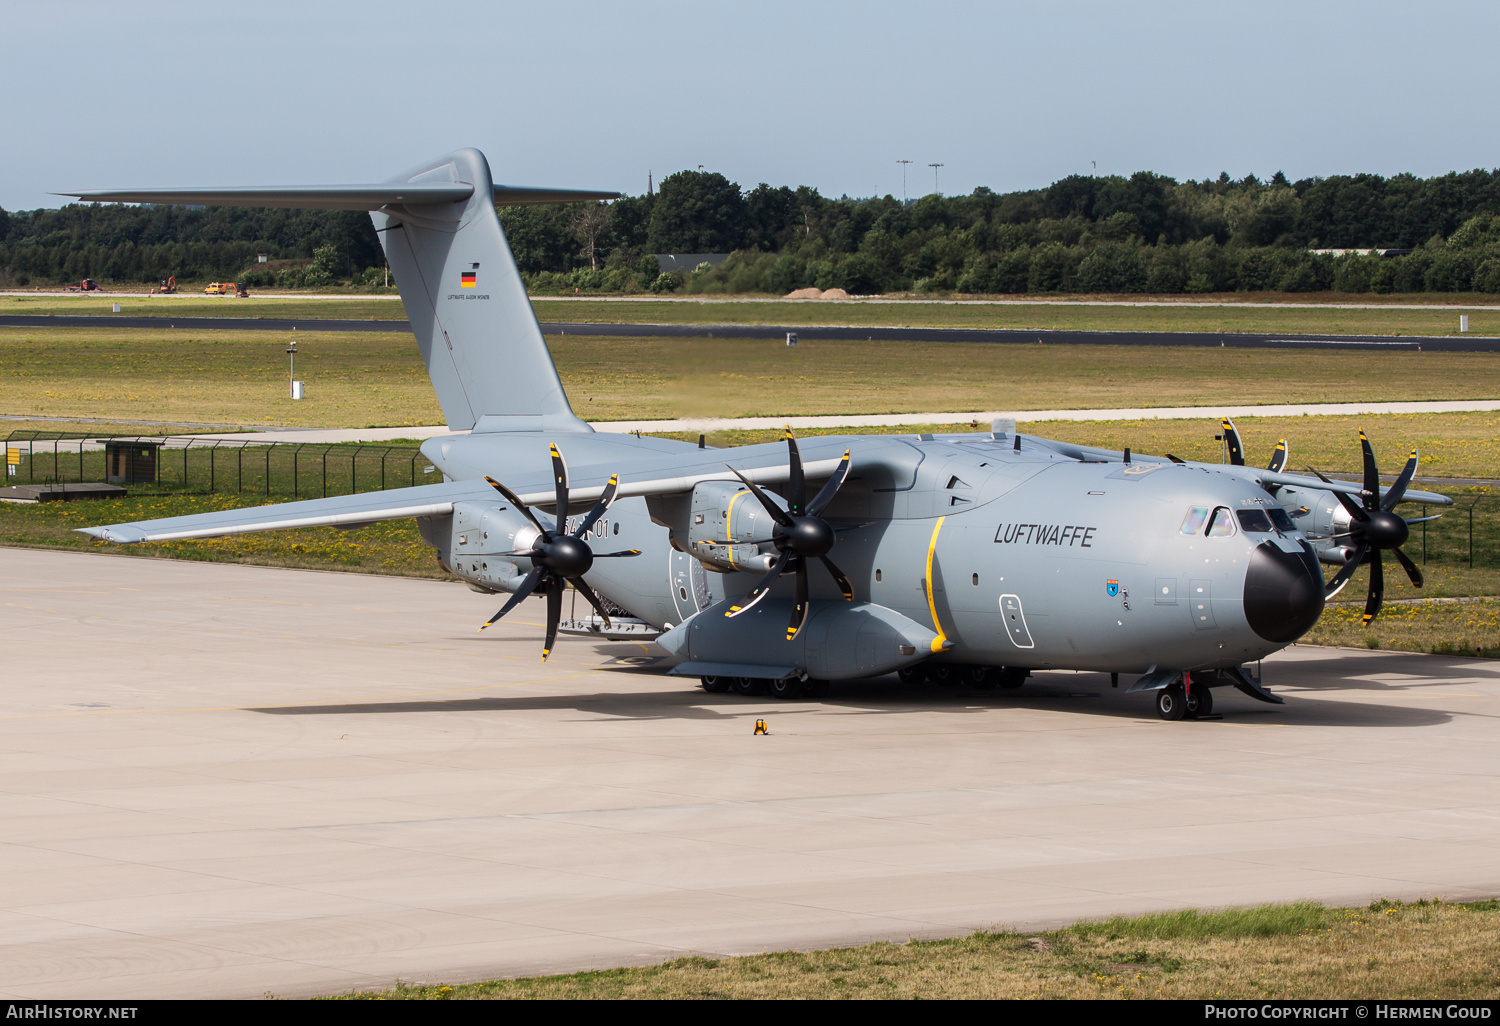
[[5, 168, 1500, 295]]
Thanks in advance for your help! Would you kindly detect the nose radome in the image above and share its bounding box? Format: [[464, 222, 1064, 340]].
[[1243, 541, 1325, 643]]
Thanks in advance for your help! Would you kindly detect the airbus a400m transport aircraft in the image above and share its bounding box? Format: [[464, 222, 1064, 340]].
[[67, 148, 1452, 720]]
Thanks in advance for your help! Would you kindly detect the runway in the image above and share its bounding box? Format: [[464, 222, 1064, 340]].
[[3, 313, 1498, 351], [3, 548, 1500, 998]]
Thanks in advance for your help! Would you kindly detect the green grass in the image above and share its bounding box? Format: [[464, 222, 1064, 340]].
[[324, 898, 1500, 1000], [8, 326, 1498, 429]]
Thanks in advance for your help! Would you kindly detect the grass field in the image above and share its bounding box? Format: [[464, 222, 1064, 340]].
[[4, 327, 1499, 428], [7, 291, 1500, 337], [329, 898, 1500, 1000]]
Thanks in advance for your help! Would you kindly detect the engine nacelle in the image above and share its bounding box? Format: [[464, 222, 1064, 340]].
[[429, 500, 541, 593], [648, 479, 782, 573]]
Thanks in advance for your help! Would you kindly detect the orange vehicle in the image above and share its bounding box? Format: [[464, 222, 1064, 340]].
[[203, 282, 237, 295], [151, 276, 177, 294]]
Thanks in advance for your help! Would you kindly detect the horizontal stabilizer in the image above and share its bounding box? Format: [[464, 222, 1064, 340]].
[[57, 184, 618, 210]]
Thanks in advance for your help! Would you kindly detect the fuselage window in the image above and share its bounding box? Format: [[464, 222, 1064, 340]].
[[1268, 508, 1295, 532], [1236, 509, 1274, 533], [1205, 506, 1236, 537], [1180, 506, 1210, 536]]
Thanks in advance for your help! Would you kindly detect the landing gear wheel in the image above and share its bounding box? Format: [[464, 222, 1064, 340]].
[[733, 677, 765, 696], [996, 667, 1028, 690], [700, 675, 730, 694], [927, 664, 957, 686], [962, 665, 996, 689], [768, 677, 803, 700], [1156, 684, 1187, 721], [896, 665, 928, 686], [1184, 685, 1213, 719]]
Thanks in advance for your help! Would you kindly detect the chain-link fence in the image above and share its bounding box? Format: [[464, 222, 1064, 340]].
[[1410, 492, 1500, 570], [3, 431, 436, 499]]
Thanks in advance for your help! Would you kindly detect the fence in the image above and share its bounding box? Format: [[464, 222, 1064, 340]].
[[3, 431, 436, 500]]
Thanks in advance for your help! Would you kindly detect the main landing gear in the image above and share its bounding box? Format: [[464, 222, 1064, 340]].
[[699, 675, 830, 700]]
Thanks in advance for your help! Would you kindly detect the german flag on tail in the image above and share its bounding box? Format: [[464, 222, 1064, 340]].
[[461, 271, 477, 288]]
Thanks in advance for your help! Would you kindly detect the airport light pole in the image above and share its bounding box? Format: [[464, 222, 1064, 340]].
[[928, 163, 944, 195], [896, 160, 912, 205]]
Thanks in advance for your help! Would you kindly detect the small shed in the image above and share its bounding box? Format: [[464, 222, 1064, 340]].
[[105, 440, 164, 485]]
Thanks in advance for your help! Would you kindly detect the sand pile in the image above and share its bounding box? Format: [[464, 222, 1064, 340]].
[[784, 287, 853, 299]]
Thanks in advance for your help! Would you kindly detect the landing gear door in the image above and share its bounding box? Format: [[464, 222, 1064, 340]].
[[1000, 593, 1035, 649]]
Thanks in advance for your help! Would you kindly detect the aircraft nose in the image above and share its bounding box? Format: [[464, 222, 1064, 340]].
[[1243, 540, 1325, 643]]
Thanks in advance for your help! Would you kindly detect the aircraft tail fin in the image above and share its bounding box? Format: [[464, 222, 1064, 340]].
[[63, 148, 616, 434], [371, 149, 587, 433]]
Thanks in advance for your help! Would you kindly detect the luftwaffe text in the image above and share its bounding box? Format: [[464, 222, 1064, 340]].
[[994, 523, 1097, 547]]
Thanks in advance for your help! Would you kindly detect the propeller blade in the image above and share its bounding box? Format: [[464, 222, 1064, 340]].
[[570, 578, 613, 628], [806, 449, 853, 518], [1221, 417, 1245, 466], [590, 549, 642, 558], [484, 476, 552, 539], [480, 566, 544, 630], [820, 555, 855, 601], [1312, 468, 1370, 523], [573, 473, 619, 538], [1359, 432, 1379, 508], [550, 444, 570, 531], [1324, 542, 1370, 599], [1391, 545, 1424, 588], [725, 549, 791, 618], [1267, 440, 1288, 473], [725, 465, 795, 528], [542, 579, 564, 660], [788, 558, 809, 640], [1404, 515, 1442, 526], [1165, 454, 1186, 464], [1363, 551, 1385, 625], [785, 427, 805, 515], [1381, 449, 1419, 512]]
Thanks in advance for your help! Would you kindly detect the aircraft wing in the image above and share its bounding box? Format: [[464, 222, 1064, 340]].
[[77, 479, 497, 544], [77, 457, 832, 544]]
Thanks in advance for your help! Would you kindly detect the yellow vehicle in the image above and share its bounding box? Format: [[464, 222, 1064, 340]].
[[203, 282, 237, 295]]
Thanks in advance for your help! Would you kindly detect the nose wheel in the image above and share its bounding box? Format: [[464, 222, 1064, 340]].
[[1156, 682, 1214, 720]]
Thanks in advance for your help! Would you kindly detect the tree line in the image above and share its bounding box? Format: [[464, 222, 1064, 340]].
[[4, 166, 1500, 294]]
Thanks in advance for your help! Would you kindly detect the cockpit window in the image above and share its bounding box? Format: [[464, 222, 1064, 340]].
[[1205, 506, 1236, 537], [1236, 509, 1274, 533], [1268, 508, 1295, 532], [1180, 506, 1210, 536]]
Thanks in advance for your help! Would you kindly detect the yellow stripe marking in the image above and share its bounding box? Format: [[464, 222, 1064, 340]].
[[924, 515, 948, 653]]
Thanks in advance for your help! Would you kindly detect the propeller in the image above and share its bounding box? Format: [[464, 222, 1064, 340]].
[[1314, 432, 1425, 625], [719, 427, 856, 640], [1221, 416, 1289, 472], [478, 444, 640, 659]]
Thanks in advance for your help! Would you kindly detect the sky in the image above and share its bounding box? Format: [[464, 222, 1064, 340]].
[[4, 0, 1498, 211]]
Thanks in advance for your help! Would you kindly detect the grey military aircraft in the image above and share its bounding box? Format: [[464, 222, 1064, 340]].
[[67, 148, 1453, 720]]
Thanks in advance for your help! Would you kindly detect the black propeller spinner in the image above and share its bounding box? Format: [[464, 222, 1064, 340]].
[[718, 428, 856, 640], [479, 444, 639, 659], [1315, 432, 1425, 625]]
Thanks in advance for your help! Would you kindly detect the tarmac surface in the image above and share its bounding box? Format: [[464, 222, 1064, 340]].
[[3, 313, 1499, 351], [4, 549, 1500, 997]]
